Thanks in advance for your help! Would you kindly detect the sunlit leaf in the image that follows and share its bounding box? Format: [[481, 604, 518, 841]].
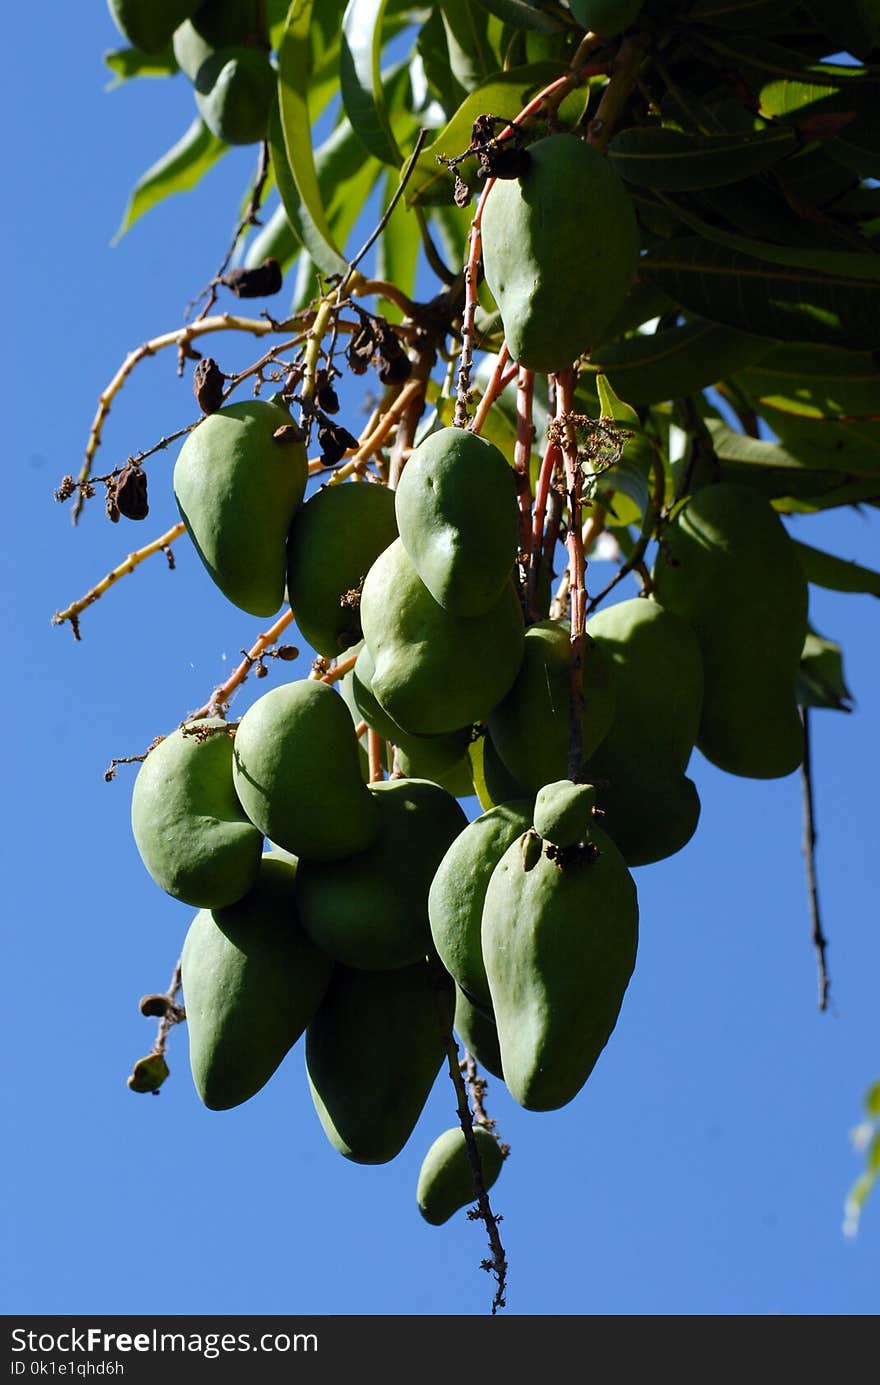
[[470, 0, 565, 33], [796, 627, 854, 710], [341, 0, 402, 165], [112, 118, 226, 244], [794, 543, 880, 597], [103, 45, 178, 84]]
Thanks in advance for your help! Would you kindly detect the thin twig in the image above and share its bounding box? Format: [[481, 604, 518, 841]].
[[52, 522, 185, 638], [338, 128, 430, 298], [555, 372, 587, 780], [800, 708, 831, 1012], [189, 140, 272, 322], [189, 608, 296, 720]]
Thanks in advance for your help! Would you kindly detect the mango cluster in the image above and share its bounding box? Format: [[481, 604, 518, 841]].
[[143, 407, 809, 1227]]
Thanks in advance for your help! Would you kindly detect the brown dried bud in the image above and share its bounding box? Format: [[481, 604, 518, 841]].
[[275, 644, 299, 661], [273, 422, 306, 445], [346, 326, 376, 375], [114, 462, 149, 521], [453, 172, 471, 207], [315, 370, 340, 414], [219, 258, 283, 299], [194, 357, 225, 415], [106, 490, 120, 523], [255, 661, 269, 678], [317, 419, 359, 467], [54, 475, 76, 503], [377, 350, 412, 385], [139, 994, 171, 1019], [480, 142, 531, 180]]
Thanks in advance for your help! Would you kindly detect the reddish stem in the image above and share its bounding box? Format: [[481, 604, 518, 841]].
[[554, 370, 587, 780]]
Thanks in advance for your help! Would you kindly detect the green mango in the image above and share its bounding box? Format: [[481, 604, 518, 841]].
[[396, 743, 475, 798], [417, 1126, 505, 1226], [568, 0, 645, 36], [395, 427, 519, 618], [652, 483, 808, 779], [174, 398, 307, 616], [181, 856, 333, 1110], [286, 480, 398, 658], [173, 0, 262, 78], [477, 732, 530, 808], [306, 962, 453, 1164], [533, 781, 597, 849], [487, 619, 616, 793], [453, 986, 504, 1080], [232, 680, 381, 861], [585, 597, 703, 865], [296, 778, 468, 971], [194, 46, 277, 146], [107, 0, 200, 53], [350, 646, 473, 779], [482, 825, 638, 1111], [130, 718, 262, 908], [360, 538, 525, 736], [481, 135, 639, 373], [429, 799, 534, 1011]]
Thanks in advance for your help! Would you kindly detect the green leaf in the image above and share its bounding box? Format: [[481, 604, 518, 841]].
[[406, 61, 589, 204], [244, 200, 300, 272], [866, 1080, 880, 1119], [607, 124, 798, 191], [277, 0, 350, 277], [341, 0, 402, 166], [439, 0, 496, 92], [103, 46, 178, 84], [687, 0, 800, 26], [699, 33, 873, 86], [796, 628, 854, 711], [639, 235, 880, 348], [704, 419, 880, 507], [585, 319, 770, 405], [112, 118, 226, 244], [801, 0, 880, 61], [827, 126, 880, 180], [735, 344, 880, 422], [375, 169, 423, 321], [470, 0, 565, 32], [794, 542, 880, 596]]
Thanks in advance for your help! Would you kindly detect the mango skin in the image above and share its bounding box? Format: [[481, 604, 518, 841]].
[[130, 718, 262, 908], [295, 778, 468, 972], [361, 538, 525, 736], [533, 781, 596, 849], [417, 1126, 505, 1226], [569, 0, 644, 36], [481, 135, 639, 373], [232, 680, 380, 861], [181, 856, 333, 1110], [652, 483, 808, 779], [173, 0, 261, 78], [306, 962, 453, 1164], [482, 825, 638, 1111], [174, 399, 307, 616], [286, 480, 398, 658], [395, 427, 519, 618], [194, 46, 277, 145], [107, 0, 199, 53], [351, 645, 473, 777], [429, 799, 534, 1011], [487, 619, 616, 793], [585, 597, 703, 865], [453, 986, 504, 1079]]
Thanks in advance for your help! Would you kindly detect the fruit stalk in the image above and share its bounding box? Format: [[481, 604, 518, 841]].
[[555, 370, 588, 780], [53, 521, 185, 638]]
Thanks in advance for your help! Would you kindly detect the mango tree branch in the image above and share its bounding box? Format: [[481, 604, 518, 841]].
[[52, 521, 186, 640], [555, 370, 587, 780], [189, 608, 296, 720], [800, 708, 831, 1012], [585, 34, 649, 152]]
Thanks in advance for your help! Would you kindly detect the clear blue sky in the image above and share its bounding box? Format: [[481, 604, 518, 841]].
[[3, 8, 879, 1317]]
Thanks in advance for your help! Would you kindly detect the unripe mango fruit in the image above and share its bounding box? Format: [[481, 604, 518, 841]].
[[429, 799, 534, 1011], [568, 0, 644, 36], [487, 619, 615, 792], [194, 46, 277, 146], [107, 0, 200, 53], [174, 398, 306, 616], [232, 680, 380, 861], [482, 825, 638, 1111], [306, 962, 453, 1164], [453, 986, 504, 1079], [130, 718, 262, 907], [652, 484, 808, 779], [533, 780, 597, 848], [173, 0, 262, 78], [295, 778, 467, 972], [395, 427, 519, 617], [286, 480, 398, 658], [181, 856, 333, 1110], [417, 1126, 505, 1226], [481, 135, 639, 373], [350, 645, 472, 776], [585, 597, 703, 865], [360, 539, 524, 736]]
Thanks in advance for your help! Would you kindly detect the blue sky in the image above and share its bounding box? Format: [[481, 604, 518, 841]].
[[3, 8, 879, 1317]]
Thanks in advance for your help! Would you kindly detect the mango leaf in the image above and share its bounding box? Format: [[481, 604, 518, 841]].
[[607, 124, 798, 191], [103, 46, 178, 83], [867, 1081, 880, 1119], [341, 0, 402, 166], [699, 33, 873, 85], [735, 344, 880, 422], [244, 201, 300, 272], [794, 542, 880, 596], [827, 126, 880, 179], [112, 118, 226, 244], [406, 61, 590, 204], [687, 0, 799, 26], [796, 628, 854, 710], [277, 0, 349, 277], [375, 169, 423, 322], [585, 319, 770, 405], [416, 7, 468, 117], [704, 419, 880, 507], [439, 0, 496, 92], [471, 0, 565, 32], [639, 235, 880, 348], [802, 0, 880, 61]]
